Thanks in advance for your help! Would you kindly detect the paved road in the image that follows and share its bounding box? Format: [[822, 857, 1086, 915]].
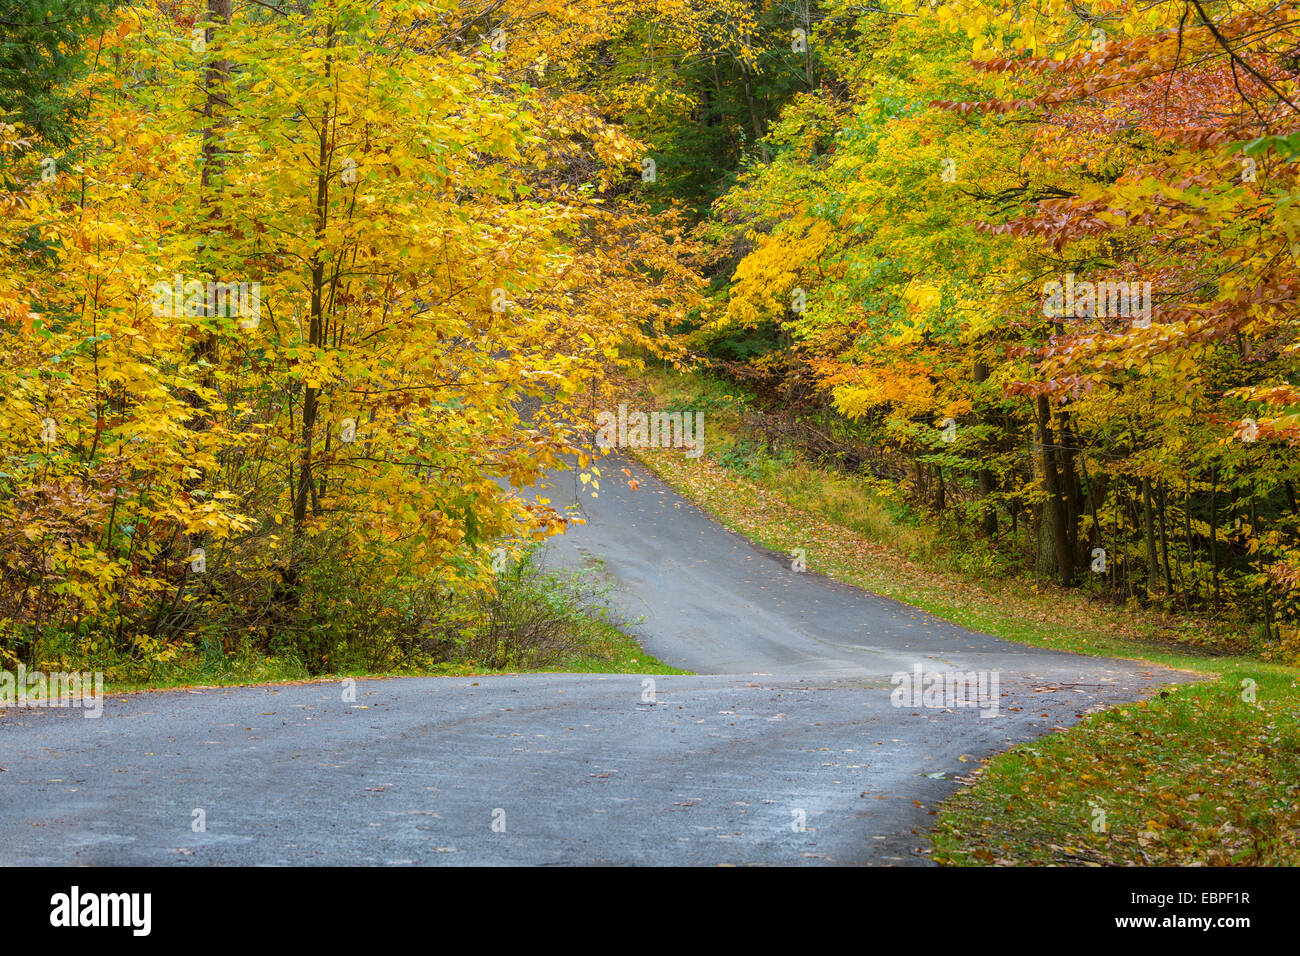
[[0, 453, 1186, 865]]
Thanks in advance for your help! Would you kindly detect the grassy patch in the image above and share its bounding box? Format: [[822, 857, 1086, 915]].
[[85, 617, 684, 698], [623, 363, 1300, 865], [933, 666, 1300, 866]]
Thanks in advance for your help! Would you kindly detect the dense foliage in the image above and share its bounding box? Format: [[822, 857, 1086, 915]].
[[688, 0, 1300, 652], [6, 0, 1300, 673], [0, 0, 703, 672]]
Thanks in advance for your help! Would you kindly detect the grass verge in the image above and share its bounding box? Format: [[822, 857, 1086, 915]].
[[4, 553, 684, 704]]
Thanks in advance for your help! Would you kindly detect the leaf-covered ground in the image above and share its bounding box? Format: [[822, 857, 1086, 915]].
[[934, 672, 1300, 866]]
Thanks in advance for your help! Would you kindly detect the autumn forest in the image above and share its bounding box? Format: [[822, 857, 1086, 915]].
[[3, 0, 1300, 677]]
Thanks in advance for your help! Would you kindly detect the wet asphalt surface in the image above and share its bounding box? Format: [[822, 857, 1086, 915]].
[[0, 453, 1188, 865]]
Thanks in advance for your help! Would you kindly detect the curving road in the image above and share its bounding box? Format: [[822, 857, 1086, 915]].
[[0, 453, 1186, 866]]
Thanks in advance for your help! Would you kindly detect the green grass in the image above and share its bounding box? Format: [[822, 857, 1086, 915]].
[[932, 665, 1300, 866], [623, 363, 1300, 865], [537, 618, 690, 676], [88, 617, 685, 697]]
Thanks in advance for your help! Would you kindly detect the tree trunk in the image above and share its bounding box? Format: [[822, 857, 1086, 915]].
[[1209, 469, 1221, 609], [194, 0, 230, 407], [1054, 412, 1085, 565], [1141, 477, 1160, 595], [1036, 395, 1074, 587], [1157, 480, 1174, 595], [740, 69, 770, 163], [973, 360, 997, 536], [292, 25, 335, 538]]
